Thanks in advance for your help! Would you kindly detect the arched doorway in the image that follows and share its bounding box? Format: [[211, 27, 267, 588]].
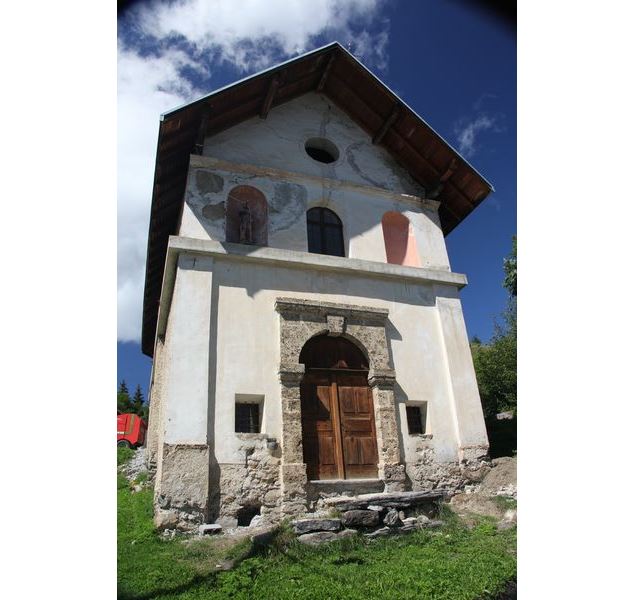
[[299, 335, 378, 480]]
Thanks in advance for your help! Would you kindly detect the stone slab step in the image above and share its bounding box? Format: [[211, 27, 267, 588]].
[[307, 479, 385, 499], [297, 528, 357, 546], [324, 489, 449, 511], [292, 518, 342, 534]]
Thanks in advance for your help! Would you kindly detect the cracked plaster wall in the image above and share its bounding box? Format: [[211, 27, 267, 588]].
[[178, 92, 451, 270], [203, 93, 425, 196]]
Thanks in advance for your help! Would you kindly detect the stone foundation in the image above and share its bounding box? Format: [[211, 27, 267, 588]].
[[153, 443, 210, 531], [406, 445, 491, 492], [214, 436, 282, 528]]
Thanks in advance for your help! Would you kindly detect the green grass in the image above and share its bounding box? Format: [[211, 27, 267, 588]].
[[492, 496, 517, 511], [118, 446, 134, 466], [118, 464, 516, 599]]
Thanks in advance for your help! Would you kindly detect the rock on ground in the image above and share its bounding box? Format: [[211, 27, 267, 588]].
[[479, 456, 517, 498], [383, 508, 402, 528], [450, 455, 517, 527], [292, 518, 342, 534], [341, 510, 380, 528], [297, 529, 357, 546]]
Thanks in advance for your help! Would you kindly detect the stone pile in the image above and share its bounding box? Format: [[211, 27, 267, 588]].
[[120, 447, 148, 481], [291, 490, 447, 545]]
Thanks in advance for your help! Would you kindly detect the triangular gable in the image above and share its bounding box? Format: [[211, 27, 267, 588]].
[[142, 42, 492, 356]]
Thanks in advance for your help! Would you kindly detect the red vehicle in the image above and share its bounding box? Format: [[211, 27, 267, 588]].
[[117, 413, 147, 448]]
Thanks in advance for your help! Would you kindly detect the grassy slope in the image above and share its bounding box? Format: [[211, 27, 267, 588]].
[[118, 466, 516, 600]]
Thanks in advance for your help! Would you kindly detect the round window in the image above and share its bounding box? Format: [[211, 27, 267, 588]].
[[304, 137, 339, 164]]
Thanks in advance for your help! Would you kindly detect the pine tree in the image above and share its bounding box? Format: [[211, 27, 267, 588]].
[[117, 379, 132, 414], [133, 385, 145, 417]]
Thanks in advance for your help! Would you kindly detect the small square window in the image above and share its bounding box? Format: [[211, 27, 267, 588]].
[[235, 394, 264, 434], [406, 404, 427, 435], [235, 403, 260, 433]]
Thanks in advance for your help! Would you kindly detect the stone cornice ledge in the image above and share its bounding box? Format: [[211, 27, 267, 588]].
[[167, 236, 467, 287], [156, 236, 467, 340]]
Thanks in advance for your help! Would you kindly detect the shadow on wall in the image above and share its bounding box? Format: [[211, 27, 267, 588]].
[[485, 417, 516, 458], [207, 275, 221, 522], [213, 239, 446, 310]]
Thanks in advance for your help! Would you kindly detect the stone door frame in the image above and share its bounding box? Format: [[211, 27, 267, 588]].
[[275, 297, 406, 515]]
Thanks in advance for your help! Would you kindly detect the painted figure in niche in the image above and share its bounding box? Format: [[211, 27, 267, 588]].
[[238, 201, 253, 244]]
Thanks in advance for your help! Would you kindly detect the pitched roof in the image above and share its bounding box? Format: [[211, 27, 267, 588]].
[[141, 42, 493, 356]]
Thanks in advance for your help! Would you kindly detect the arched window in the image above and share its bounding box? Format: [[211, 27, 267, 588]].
[[381, 211, 421, 267], [306, 207, 345, 257], [225, 185, 268, 246]]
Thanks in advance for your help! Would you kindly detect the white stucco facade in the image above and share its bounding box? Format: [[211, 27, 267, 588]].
[[146, 91, 489, 529]]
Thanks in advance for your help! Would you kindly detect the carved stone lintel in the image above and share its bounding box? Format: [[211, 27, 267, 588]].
[[278, 363, 305, 385], [326, 314, 346, 337], [368, 368, 396, 389], [275, 297, 388, 324]]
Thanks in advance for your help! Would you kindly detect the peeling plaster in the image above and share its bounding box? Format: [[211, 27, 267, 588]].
[[270, 182, 307, 232], [202, 202, 225, 220], [196, 171, 224, 194]]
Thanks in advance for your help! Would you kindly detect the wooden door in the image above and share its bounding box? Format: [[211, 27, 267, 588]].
[[335, 372, 379, 479], [301, 370, 378, 480]]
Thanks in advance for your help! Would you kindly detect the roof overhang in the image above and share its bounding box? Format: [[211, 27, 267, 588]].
[[141, 42, 493, 357]]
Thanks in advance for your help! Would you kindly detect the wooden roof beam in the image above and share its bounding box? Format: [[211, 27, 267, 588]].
[[386, 128, 476, 208], [260, 75, 280, 119], [373, 104, 400, 145], [427, 158, 459, 199], [193, 105, 212, 154], [317, 53, 336, 92]]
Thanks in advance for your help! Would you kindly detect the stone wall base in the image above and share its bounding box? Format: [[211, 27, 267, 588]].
[[153, 442, 491, 530], [153, 443, 210, 531], [406, 446, 491, 492], [214, 436, 282, 528]]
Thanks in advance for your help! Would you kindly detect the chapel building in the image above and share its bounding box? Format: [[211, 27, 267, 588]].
[[142, 43, 493, 529]]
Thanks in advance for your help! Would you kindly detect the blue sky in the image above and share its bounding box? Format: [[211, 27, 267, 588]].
[[117, 0, 516, 398]]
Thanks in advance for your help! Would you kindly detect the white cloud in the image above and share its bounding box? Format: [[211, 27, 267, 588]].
[[117, 0, 389, 343], [133, 0, 387, 71], [454, 115, 497, 157], [117, 47, 207, 343]]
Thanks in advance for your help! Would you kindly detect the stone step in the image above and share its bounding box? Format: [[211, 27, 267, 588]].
[[306, 478, 385, 501], [324, 489, 449, 511]]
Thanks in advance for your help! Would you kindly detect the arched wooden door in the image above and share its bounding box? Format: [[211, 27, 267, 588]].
[[300, 336, 378, 480]]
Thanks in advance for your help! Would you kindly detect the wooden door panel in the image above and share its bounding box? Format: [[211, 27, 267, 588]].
[[359, 436, 378, 464], [318, 436, 336, 466], [342, 417, 374, 433], [342, 436, 360, 465], [337, 377, 378, 479], [301, 374, 339, 480]]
